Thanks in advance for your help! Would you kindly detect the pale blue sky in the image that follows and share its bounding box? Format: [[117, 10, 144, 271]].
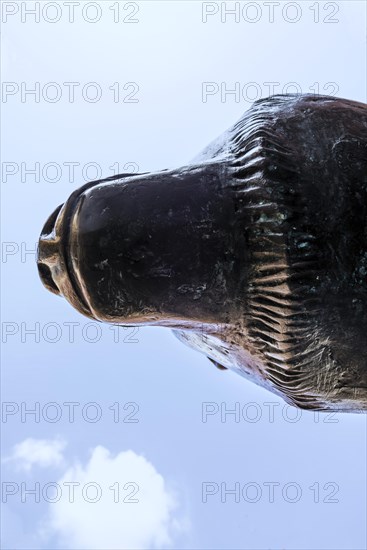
[[1, 1, 366, 549]]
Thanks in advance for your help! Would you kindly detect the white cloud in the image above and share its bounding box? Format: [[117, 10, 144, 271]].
[[3, 437, 66, 472], [40, 445, 188, 550]]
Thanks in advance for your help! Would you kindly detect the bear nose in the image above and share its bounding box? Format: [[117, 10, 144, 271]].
[[37, 204, 63, 295]]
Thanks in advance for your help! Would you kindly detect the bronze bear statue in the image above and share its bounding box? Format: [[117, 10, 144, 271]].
[[38, 94, 367, 412]]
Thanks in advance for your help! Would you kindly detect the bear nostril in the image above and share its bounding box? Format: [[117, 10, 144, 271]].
[[40, 204, 63, 237], [37, 261, 60, 295]]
